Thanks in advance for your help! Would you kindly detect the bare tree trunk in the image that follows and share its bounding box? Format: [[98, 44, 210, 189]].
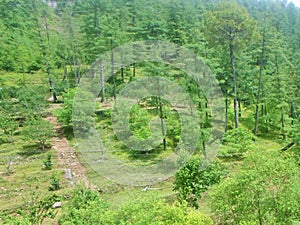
[[156, 78, 166, 151], [291, 102, 297, 125], [44, 14, 57, 102], [67, 16, 80, 84], [225, 97, 228, 131], [63, 64, 69, 90], [32, 0, 56, 102], [230, 37, 239, 128], [100, 62, 105, 103], [158, 97, 166, 151], [238, 99, 242, 117], [257, 192, 263, 225], [254, 32, 265, 135], [133, 63, 136, 77], [111, 40, 116, 101], [281, 110, 285, 140], [121, 66, 124, 82]]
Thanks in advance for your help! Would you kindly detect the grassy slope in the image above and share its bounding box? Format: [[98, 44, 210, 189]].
[[0, 72, 73, 219], [0, 71, 288, 224]]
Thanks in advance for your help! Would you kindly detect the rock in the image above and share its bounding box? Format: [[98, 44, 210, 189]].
[[64, 168, 72, 180], [52, 202, 62, 209]]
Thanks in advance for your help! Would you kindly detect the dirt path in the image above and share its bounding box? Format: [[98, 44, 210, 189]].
[[46, 104, 90, 188]]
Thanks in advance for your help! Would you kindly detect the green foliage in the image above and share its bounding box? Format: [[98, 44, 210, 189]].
[[23, 117, 55, 150], [59, 187, 109, 225], [3, 194, 60, 225], [130, 104, 153, 139], [16, 86, 49, 117], [204, 1, 257, 50], [48, 174, 60, 191], [57, 88, 76, 127], [220, 127, 256, 158], [59, 187, 213, 225], [57, 88, 95, 136], [108, 197, 213, 225], [0, 115, 19, 142], [210, 149, 300, 225], [1, 1, 300, 223], [173, 157, 228, 208], [43, 154, 53, 170]]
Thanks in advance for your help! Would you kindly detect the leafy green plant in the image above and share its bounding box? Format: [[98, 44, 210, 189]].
[[57, 88, 95, 137], [3, 194, 60, 225], [23, 117, 55, 151], [59, 187, 213, 225], [49, 174, 60, 191], [0, 115, 19, 142], [210, 149, 300, 225], [173, 157, 228, 208], [16, 86, 49, 117], [108, 197, 213, 225], [56, 88, 76, 128], [43, 154, 53, 170], [59, 187, 109, 225], [220, 127, 256, 158]]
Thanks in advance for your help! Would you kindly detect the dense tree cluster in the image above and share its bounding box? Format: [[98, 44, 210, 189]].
[[1, 0, 300, 137]]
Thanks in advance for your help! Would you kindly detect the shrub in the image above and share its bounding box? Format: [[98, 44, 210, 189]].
[[43, 154, 53, 170], [59, 187, 108, 225], [173, 157, 228, 208], [219, 127, 256, 158], [108, 197, 213, 225], [3, 194, 60, 225], [59, 188, 213, 225], [49, 174, 60, 191], [23, 117, 55, 151], [210, 150, 300, 224]]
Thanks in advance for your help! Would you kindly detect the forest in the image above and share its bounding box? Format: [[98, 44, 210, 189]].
[[0, 0, 300, 224]]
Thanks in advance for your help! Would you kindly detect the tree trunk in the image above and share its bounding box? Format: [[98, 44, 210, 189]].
[[291, 102, 297, 125], [44, 12, 57, 102], [100, 62, 105, 103], [67, 14, 80, 85], [230, 38, 239, 128], [225, 97, 228, 131], [156, 78, 166, 151], [133, 63, 136, 77], [48, 72, 57, 102], [281, 111, 285, 140], [254, 32, 265, 135], [281, 142, 295, 151], [257, 192, 263, 225], [111, 40, 116, 101], [121, 66, 124, 82], [225, 79, 229, 131], [238, 99, 242, 117], [63, 64, 69, 90], [158, 98, 167, 151]]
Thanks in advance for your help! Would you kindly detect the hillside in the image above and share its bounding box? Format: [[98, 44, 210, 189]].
[[0, 0, 300, 224]]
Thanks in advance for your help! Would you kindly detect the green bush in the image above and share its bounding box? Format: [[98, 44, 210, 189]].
[[49, 174, 60, 191], [108, 197, 213, 225], [210, 149, 300, 224], [16, 86, 49, 117], [3, 194, 60, 225], [57, 88, 95, 136], [59, 187, 109, 225], [173, 157, 228, 208], [220, 127, 256, 158], [23, 117, 55, 151], [0, 115, 19, 142], [59, 188, 213, 225], [43, 154, 52, 170]]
